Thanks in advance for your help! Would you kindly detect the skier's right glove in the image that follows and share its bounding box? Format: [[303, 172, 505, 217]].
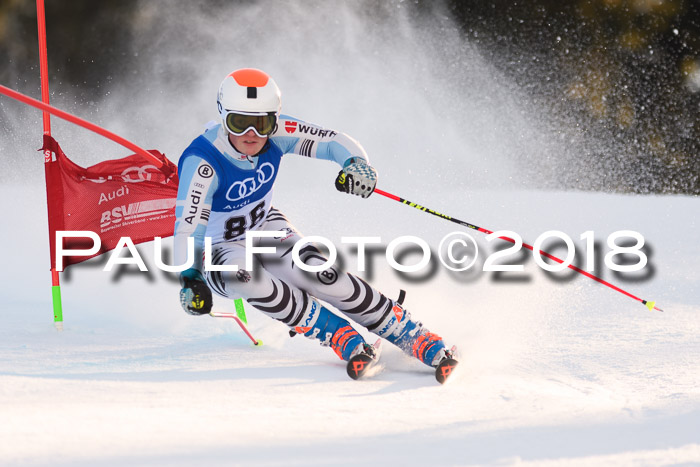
[[179, 268, 212, 315], [335, 158, 377, 199]]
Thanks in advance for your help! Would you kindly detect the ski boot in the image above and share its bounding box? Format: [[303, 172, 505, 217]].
[[374, 298, 444, 366], [290, 300, 366, 361], [374, 292, 459, 382]]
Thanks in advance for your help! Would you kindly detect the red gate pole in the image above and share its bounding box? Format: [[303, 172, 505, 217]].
[[36, 0, 63, 329]]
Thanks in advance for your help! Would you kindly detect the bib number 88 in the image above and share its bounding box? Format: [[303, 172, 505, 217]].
[[223, 201, 266, 240]]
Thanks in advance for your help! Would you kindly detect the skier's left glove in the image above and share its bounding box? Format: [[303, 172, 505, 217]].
[[179, 268, 212, 315], [335, 158, 377, 199]]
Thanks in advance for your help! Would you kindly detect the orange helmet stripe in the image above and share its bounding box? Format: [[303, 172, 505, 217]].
[[230, 68, 270, 87]]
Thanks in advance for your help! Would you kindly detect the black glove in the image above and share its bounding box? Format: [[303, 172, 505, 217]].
[[179, 268, 212, 315], [335, 158, 377, 198]]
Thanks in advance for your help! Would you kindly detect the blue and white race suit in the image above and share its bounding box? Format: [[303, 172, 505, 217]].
[[174, 116, 397, 332]]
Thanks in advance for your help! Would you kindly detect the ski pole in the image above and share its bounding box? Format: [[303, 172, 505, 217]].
[[373, 188, 662, 312], [210, 311, 263, 346]]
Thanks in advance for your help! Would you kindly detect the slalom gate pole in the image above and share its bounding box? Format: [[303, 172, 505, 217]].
[[35, 0, 63, 329], [22, 0, 169, 328], [234, 298, 248, 324], [373, 188, 663, 312]]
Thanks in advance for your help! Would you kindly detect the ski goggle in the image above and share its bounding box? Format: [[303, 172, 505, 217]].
[[222, 111, 277, 137]]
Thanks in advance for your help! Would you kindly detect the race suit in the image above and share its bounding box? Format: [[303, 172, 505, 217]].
[[173, 116, 397, 333]]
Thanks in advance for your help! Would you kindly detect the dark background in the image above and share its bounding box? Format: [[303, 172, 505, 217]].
[[1, 0, 698, 194]]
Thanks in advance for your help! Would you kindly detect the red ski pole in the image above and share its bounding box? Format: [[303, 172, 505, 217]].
[[373, 188, 663, 312], [210, 311, 263, 346]]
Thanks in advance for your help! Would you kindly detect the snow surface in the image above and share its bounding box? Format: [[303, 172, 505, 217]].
[[1, 181, 698, 466], [1, 2, 699, 465]]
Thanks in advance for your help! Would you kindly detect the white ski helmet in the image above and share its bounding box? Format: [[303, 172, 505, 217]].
[[217, 68, 281, 137]]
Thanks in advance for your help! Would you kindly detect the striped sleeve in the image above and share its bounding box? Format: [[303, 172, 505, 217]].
[[271, 114, 369, 167]]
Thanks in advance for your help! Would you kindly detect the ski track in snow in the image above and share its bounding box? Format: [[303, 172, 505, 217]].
[[1, 184, 699, 466]]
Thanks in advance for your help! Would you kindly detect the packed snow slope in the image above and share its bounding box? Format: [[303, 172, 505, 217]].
[[2, 1, 698, 465], [0, 178, 698, 466]]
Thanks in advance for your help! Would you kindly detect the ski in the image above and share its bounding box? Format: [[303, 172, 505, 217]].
[[347, 339, 382, 380], [435, 346, 459, 384]]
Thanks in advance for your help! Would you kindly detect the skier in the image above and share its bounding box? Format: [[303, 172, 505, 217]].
[[174, 68, 456, 379]]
